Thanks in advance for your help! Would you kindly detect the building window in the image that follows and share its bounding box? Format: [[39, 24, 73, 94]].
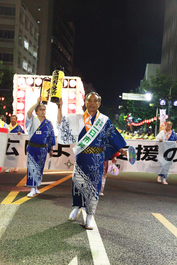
[[24, 38, 29, 50], [25, 16, 29, 30], [32, 64, 36, 74], [20, 9, 24, 24], [19, 30, 22, 46], [28, 63, 32, 73], [0, 6, 15, 16], [29, 42, 33, 55], [19, 35, 22, 45], [33, 46, 37, 59], [18, 53, 21, 67], [34, 28, 38, 41], [30, 23, 33, 36], [0, 30, 14, 39], [0, 53, 13, 62], [23, 59, 28, 71]]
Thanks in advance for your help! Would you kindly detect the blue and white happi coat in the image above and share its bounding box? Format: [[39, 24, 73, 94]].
[[25, 114, 55, 187], [168, 130, 177, 141], [9, 124, 24, 133], [156, 130, 177, 178], [57, 112, 126, 215]]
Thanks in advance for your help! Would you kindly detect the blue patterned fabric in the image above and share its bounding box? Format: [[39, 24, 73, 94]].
[[168, 130, 177, 141], [10, 125, 24, 133], [159, 130, 177, 179], [59, 113, 126, 215], [59, 116, 76, 144], [26, 118, 55, 187]]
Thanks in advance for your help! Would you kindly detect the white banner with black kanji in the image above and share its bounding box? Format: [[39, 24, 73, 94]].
[[2, 135, 177, 174]]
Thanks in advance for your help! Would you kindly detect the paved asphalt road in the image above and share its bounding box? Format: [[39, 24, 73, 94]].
[[0, 169, 177, 265]]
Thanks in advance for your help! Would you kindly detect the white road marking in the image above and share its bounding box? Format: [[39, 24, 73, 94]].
[[0, 205, 20, 238], [43, 171, 73, 174], [41, 171, 73, 185], [40, 181, 55, 185], [82, 210, 110, 265], [68, 256, 78, 265]]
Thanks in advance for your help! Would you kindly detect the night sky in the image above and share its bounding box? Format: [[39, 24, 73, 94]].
[[57, 0, 166, 106]]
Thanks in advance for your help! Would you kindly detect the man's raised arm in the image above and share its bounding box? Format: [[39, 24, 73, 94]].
[[27, 97, 41, 119], [57, 98, 63, 124]]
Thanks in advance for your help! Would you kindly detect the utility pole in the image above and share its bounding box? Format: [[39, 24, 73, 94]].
[[155, 107, 158, 137]]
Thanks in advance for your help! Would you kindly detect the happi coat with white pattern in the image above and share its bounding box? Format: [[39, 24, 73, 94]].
[[25, 114, 55, 187], [156, 129, 177, 179], [57, 111, 126, 215]]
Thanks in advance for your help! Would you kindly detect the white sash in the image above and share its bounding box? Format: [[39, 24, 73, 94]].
[[73, 113, 108, 156]]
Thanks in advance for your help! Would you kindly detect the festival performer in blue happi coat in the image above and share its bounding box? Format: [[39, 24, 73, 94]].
[[9, 115, 24, 134], [57, 92, 127, 230], [0, 115, 8, 128], [5, 115, 24, 173], [25, 97, 55, 197], [156, 120, 177, 185]]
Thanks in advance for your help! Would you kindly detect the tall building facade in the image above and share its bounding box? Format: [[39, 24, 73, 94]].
[[0, 0, 39, 74], [144, 63, 160, 82], [22, 0, 54, 75], [51, 12, 74, 76], [22, 0, 74, 76], [161, 0, 177, 80]]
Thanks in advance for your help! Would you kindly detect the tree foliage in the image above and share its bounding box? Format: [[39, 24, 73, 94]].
[[0, 61, 14, 121], [119, 69, 177, 131]]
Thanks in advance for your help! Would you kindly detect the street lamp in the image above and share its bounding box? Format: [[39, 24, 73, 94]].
[[173, 100, 177, 106], [159, 99, 166, 106], [145, 93, 152, 101]]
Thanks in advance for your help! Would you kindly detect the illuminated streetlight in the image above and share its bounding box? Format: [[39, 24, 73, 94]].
[[145, 93, 152, 101], [159, 99, 166, 106], [173, 100, 177, 106]]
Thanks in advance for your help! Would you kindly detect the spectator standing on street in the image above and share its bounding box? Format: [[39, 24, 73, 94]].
[[5, 115, 24, 173], [0, 115, 8, 173], [156, 121, 177, 185], [57, 92, 126, 229], [0, 115, 8, 128], [25, 97, 55, 197]]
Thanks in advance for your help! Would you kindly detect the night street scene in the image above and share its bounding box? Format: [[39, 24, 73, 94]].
[[1, 0, 177, 264]]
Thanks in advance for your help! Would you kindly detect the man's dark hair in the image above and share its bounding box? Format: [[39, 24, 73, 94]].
[[11, 114, 17, 120], [35, 104, 46, 112]]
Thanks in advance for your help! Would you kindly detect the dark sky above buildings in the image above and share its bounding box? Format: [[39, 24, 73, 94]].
[[56, 0, 166, 106]]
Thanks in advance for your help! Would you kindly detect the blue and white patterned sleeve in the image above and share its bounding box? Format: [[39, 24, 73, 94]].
[[57, 116, 76, 145], [25, 114, 33, 132]]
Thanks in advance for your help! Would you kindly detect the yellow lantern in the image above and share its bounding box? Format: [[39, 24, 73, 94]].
[[41, 78, 51, 104], [50, 70, 64, 103]]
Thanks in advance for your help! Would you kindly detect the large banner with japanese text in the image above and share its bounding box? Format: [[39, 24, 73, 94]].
[[2, 135, 177, 175]]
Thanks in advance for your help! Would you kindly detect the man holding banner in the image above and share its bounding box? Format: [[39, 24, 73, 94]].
[[57, 92, 126, 229], [156, 121, 177, 185], [5, 115, 24, 173], [0, 115, 8, 128], [25, 97, 55, 197]]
